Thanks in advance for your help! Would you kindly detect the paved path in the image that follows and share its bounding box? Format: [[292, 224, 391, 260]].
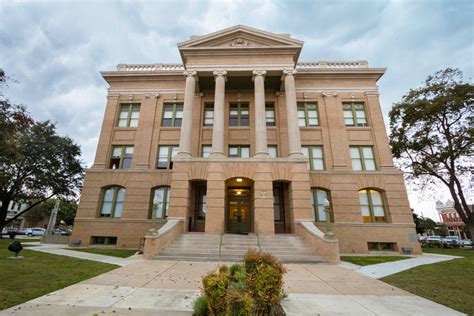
[[340, 253, 462, 279], [1, 259, 464, 315], [22, 242, 144, 266]]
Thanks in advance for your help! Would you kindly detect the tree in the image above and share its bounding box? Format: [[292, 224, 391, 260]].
[[413, 211, 437, 235], [389, 68, 474, 238], [0, 68, 84, 230], [24, 198, 78, 227]]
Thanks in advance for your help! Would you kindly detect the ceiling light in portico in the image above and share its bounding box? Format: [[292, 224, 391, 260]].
[[236, 178, 243, 182]]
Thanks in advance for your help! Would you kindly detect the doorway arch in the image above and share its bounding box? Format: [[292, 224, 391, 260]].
[[225, 177, 254, 234]]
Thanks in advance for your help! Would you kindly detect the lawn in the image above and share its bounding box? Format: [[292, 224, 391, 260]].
[[65, 247, 137, 258], [0, 239, 118, 311], [341, 255, 410, 266], [382, 248, 474, 315]]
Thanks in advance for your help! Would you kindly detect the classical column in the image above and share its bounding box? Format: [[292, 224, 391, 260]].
[[178, 70, 197, 157], [282, 69, 303, 157], [211, 70, 227, 157], [253, 69, 268, 157]]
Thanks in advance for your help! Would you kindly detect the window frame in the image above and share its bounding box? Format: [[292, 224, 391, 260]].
[[162, 102, 183, 127], [203, 103, 214, 127], [228, 145, 250, 158], [297, 102, 319, 127], [117, 103, 140, 128], [156, 145, 179, 169], [109, 145, 134, 169], [150, 186, 171, 220], [268, 145, 278, 158], [201, 145, 212, 158], [302, 145, 325, 170], [229, 102, 249, 127], [265, 103, 276, 127], [350, 146, 376, 171], [99, 186, 125, 218], [359, 189, 387, 223], [343, 102, 368, 127], [311, 188, 334, 222]]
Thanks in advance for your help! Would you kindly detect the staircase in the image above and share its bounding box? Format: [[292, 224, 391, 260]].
[[153, 233, 327, 263]]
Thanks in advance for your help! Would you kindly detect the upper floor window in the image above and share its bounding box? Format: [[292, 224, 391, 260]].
[[117, 103, 140, 127], [268, 145, 278, 158], [343, 103, 368, 127], [359, 189, 386, 223], [229, 145, 250, 158], [302, 146, 324, 170], [204, 103, 214, 127], [202, 145, 212, 158], [297, 102, 319, 127], [229, 103, 249, 127], [310, 188, 333, 222], [157, 145, 179, 169], [151, 186, 170, 219], [162, 103, 183, 127], [350, 146, 376, 171], [100, 186, 125, 218], [266, 103, 276, 127], [109, 145, 133, 169]]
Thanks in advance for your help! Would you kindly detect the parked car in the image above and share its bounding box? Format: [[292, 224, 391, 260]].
[[52, 228, 71, 236], [16, 228, 28, 235], [418, 236, 428, 245], [426, 235, 442, 244], [25, 228, 46, 237], [443, 236, 462, 247], [461, 239, 472, 247]]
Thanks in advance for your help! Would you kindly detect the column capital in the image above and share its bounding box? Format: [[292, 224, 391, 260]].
[[213, 70, 227, 77], [252, 69, 267, 80], [183, 70, 197, 77], [322, 91, 338, 97], [281, 68, 297, 79]]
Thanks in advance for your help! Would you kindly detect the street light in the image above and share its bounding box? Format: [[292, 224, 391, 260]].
[[323, 198, 335, 238], [148, 196, 159, 235]]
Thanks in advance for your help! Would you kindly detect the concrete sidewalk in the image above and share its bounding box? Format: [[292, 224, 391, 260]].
[[22, 242, 144, 266], [1, 260, 464, 315], [341, 253, 462, 279]]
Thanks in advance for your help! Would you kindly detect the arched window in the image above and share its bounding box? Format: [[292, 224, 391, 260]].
[[359, 189, 386, 223], [151, 186, 171, 219], [310, 188, 333, 222], [100, 186, 125, 218]]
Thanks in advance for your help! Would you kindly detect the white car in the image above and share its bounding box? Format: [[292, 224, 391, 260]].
[[426, 235, 442, 243], [26, 228, 46, 237], [461, 239, 472, 247]]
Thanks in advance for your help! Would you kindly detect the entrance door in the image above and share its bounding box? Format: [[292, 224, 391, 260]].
[[227, 187, 251, 234]]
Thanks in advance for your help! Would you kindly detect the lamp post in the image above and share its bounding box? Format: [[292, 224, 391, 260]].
[[323, 198, 334, 238], [148, 197, 159, 235]]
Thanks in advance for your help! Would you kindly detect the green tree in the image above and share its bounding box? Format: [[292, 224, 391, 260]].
[[24, 199, 78, 227], [389, 68, 474, 238], [412, 211, 437, 235], [0, 69, 84, 230]]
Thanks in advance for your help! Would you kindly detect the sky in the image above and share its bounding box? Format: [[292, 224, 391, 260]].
[[1, 0, 473, 220]]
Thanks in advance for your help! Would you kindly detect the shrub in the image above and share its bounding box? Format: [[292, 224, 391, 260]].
[[192, 294, 209, 316], [229, 263, 246, 290], [226, 288, 254, 316], [202, 269, 229, 315], [244, 249, 286, 315]]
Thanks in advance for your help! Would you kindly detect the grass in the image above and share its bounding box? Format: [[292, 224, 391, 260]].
[[341, 255, 410, 266], [381, 247, 474, 315], [0, 238, 118, 311], [65, 247, 137, 258]]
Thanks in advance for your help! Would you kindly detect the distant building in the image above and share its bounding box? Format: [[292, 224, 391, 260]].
[[436, 201, 467, 239], [1, 201, 28, 228]]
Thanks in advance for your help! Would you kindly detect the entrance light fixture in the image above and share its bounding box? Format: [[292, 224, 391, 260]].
[[236, 178, 243, 182]]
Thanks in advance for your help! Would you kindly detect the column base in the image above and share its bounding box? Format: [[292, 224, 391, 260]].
[[210, 152, 226, 158], [254, 152, 269, 158], [288, 152, 304, 158], [177, 152, 192, 158]]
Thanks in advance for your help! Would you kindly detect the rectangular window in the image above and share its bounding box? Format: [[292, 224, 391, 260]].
[[350, 146, 376, 171], [228, 145, 250, 158], [265, 103, 276, 127], [268, 145, 278, 158], [297, 102, 319, 127], [368, 242, 396, 252], [117, 103, 140, 127], [202, 145, 212, 158], [109, 145, 134, 169], [302, 146, 324, 170], [162, 103, 183, 127], [91, 236, 117, 245], [204, 103, 214, 126], [229, 103, 249, 127], [343, 103, 368, 127], [156, 145, 179, 169]]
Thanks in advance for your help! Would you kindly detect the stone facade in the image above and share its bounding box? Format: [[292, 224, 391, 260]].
[[71, 25, 421, 258]]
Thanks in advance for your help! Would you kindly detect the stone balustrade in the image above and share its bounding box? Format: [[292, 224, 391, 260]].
[[116, 63, 185, 72], [297, 61, 369, 69]]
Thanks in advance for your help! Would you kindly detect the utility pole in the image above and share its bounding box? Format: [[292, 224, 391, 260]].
[[46, 199, 60, 235]]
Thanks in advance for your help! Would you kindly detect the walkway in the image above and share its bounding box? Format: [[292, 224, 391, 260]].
[[1, 259, 464, 315], [22, 242, 144, 266], [340, 253, 462, 279]]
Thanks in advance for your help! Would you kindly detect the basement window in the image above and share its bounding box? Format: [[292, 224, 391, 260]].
[[91, 236, 117, 245], [368, 242, 396, 252]]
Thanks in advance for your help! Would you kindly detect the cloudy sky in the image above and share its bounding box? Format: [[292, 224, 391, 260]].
[[1, 0, 473, 219]]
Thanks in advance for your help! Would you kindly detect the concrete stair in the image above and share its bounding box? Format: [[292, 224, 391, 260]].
[[153, 233, 327, 263]]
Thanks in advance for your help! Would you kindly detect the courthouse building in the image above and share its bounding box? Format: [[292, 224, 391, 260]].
[[71, 25, 421, 261]]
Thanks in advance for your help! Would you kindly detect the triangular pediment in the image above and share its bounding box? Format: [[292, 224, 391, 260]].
[[178, 25, 303, 49]]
